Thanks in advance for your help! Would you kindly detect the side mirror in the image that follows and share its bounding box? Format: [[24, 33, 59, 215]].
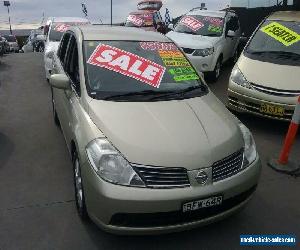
[[168, 23, 174, 30], [50, 74, 70, 90], [227, 30, 235, 38]]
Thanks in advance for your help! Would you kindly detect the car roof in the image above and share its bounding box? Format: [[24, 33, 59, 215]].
[[267, 11, 300, 22], [74, 25, 170, 42], [129, 10, 156, 15], [187, 9, 227, 18], [50, 17, 89, 23]]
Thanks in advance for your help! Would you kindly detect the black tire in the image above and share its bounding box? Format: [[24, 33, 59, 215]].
[[230, 49, 239, 65], [51, 87, 60, 127], [72, 150, 88, 220], [208, 57, 222, 82]]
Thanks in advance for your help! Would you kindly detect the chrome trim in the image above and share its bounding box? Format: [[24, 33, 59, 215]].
[[133, 164, 190, 189], [251, 83, 300, 97]]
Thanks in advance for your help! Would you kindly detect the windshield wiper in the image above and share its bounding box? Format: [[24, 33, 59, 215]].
[[204, 34, 220, 37], [248, 50, 300, 58], [149, 85, 206, 100], [103, 90, 175, 101], [179, 30, 197, 35]]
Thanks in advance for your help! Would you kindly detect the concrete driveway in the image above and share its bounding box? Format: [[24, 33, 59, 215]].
[[0, 53, 299, 250]]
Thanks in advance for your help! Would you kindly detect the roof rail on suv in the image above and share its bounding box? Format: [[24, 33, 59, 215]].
[[189, 7, 207, 12]]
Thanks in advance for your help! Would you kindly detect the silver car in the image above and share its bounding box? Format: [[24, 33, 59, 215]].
[[50, 25, 261, 234]]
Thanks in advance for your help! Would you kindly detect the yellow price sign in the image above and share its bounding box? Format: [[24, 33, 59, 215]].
[[260, 22, 300, 46]]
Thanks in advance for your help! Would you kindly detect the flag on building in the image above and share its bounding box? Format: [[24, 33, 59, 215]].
[[165, 8, 172, 26], [81, 3, 88, 17]]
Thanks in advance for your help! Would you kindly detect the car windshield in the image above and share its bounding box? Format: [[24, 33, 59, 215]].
[[49, 22, 88, 42], [245, 20, 300, 65], [84, 41, 207, 101], [174, 15, 224, 37], [4, 35, 16, 42], [125, 13, 154, 28]]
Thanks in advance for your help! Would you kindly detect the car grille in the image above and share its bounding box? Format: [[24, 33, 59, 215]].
[[133, 165, 190, 189], [182, 47, 195, 54], [228, 96, 294, 120], [250, 83, 300, 97], [212, 149, 244, 182], [109, 185, 257, 228]]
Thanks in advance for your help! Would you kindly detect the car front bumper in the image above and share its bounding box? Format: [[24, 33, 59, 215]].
[[227, 79, 297, 121], [81, 156, 261, 235], [186, 54, 215, 73]]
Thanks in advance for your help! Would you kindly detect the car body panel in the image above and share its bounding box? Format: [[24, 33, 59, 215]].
[[238, 55, 300, 91], [88, 93, 243, 169]]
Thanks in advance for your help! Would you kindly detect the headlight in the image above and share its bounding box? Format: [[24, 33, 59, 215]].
[[86, 138, 145, 187], [238, 123, 257, 168], [193, 48, 214, 57], [230, 65, 252, 89]]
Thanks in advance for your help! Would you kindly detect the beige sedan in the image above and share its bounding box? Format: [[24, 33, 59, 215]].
[[50, 25, 261, 234], [228, 11, 300, 121]]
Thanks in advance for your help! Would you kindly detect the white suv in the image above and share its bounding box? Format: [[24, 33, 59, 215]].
[[44, 17, 90, 81], [167, 9, 241, 81]]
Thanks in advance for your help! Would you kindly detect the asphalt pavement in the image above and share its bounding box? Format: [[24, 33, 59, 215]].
[[0, 53, 299, 250]]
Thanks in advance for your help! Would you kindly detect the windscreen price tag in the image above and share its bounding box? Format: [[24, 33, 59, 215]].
[[180, 16, 204, 32], [127, 15, 144, 27], [260, 22, 300, 46], [54, 24, 71, 32], [87, 44, 166, 88]]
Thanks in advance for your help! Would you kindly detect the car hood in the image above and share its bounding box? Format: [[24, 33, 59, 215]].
[[239, 55, 300, 91], [167, 31, 219, 49], [88, 93, 243, 170]]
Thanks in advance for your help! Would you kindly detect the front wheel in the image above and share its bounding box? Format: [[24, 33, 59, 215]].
[[208, 57, 222, 82], [230, 49, 239, 65], [73, 151, 88, 220]]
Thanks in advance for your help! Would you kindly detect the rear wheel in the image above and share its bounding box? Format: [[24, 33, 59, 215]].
[[73, 151, 88, 220], [230, 49, 239, 65]]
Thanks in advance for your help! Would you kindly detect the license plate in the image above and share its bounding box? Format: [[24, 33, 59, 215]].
[[183, 196, 223, 213], [260, 103, 285, 116]]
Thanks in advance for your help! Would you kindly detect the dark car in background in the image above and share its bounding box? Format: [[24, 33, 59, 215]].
[[4, 35, 19, 53]]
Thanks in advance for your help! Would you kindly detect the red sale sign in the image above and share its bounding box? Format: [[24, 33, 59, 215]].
[[54, 24, 71, 32], [87, 44, 166, 88], [127, 15, 144, 27], [180, 16, 204, 32]]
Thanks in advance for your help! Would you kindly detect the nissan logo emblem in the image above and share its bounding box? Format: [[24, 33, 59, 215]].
[[195, 170, 208, 185]]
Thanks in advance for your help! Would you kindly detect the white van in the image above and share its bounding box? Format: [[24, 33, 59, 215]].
[[44, 17, 90, 80], [227, 11, 300, 121]]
